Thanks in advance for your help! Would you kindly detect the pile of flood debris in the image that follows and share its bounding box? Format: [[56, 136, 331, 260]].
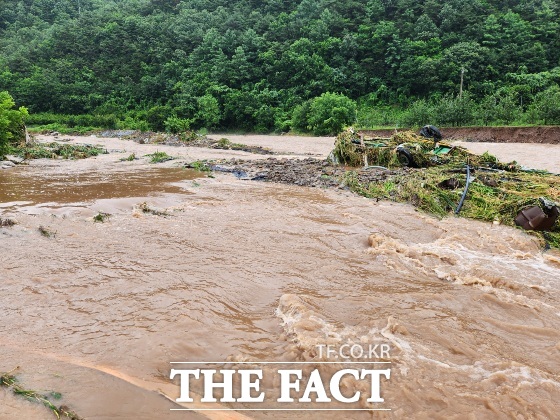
[[14, 142, 106, 160], [346, 163, 559, 242], [1, 368, 82, 420], [200, 128, 560, 248], [1, 141, 106, 166], [332, 127, 518, 170], [331, 127, 560, 247], [120, 131, 274, 155]]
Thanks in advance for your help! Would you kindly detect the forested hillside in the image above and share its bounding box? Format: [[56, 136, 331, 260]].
[[1, 0, 560, 133]]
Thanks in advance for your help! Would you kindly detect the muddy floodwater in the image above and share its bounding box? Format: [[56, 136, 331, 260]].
[[0, 166, 199, 212], [1, 136, 560, 419]]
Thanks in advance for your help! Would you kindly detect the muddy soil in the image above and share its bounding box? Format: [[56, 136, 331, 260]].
[[205, 157, 402, 188], [362, 126, 560, 144]]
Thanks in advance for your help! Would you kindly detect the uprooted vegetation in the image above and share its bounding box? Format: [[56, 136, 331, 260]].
[[136, 201, 170, 216], [120, 153, 137, 162], [13, 142, 106, 160], [145, 151, 175, 163], [206, 129, 560, 248], [211, 137, 274, 154], [185, 160, 212, 172], [121, 131, 274, 155], [1, 368, 83, 420], [38, 226, 56, 238], [93, 212, 111, 223], [333, 129, 560, 247], [332, 129, 518, 170], [345, 167, 558, 243]]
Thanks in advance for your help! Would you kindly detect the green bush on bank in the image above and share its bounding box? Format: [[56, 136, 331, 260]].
[[0, 91, 28, 156], [291, 93, 357, 135]]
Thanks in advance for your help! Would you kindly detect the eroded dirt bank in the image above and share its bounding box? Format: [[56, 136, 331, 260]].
[[362, 126, 560, 144], [1, 134, 559, 419]]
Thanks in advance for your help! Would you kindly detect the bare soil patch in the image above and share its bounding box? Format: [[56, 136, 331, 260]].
[[362, 126, 560, 144]]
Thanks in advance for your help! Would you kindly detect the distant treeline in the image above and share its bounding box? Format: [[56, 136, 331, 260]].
[[2, 0, 560, 133]]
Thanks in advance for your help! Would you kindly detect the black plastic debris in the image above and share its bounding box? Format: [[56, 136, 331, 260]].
[[419, 125, 443, 142]]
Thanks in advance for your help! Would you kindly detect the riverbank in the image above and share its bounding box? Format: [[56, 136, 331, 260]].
[[361, 125, 560, 144]]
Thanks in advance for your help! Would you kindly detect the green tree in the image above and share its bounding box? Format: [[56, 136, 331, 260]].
[[0, 91, 28, 156], [434, 93, 476, 126], [476, 94, 497, 126], [401, 99, 435, 127], [291, 99, 312, 132], [493, 91, 521, 125], [307, 92, 357, 135], [146, 105, 173, 132], [531, 86, 560, 124], [164, 116, 192, 133], [195, 94, 221, 129], [412, 14, 439, 41]]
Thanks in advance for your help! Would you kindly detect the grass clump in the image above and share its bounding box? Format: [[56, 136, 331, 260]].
[[177, 131, 199, 143], [120, 153, 136, 161], [93, 212, 111, 223], [1, 368, 83, 420], [187, 160, 211, 172], [38, 226, 56, 238], [211, 138, 273, 154], [214, 138, 246, 150], [145, 151, 174, 163], [14, 143, 105, 160]]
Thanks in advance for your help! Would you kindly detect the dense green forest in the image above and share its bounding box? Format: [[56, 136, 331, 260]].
[[1, 0, 560, 133]]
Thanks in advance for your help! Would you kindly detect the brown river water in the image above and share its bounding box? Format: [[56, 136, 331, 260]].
[[1, 136, 560, 419]]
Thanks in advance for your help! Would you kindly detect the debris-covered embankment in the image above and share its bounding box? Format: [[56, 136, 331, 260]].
[[204, 129, 560, 248]]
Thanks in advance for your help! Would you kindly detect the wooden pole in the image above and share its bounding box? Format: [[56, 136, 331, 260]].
[[360, 134, 368, 168]]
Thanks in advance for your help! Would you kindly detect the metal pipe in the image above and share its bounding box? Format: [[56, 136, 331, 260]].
[[455, 165, 471, 214]]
